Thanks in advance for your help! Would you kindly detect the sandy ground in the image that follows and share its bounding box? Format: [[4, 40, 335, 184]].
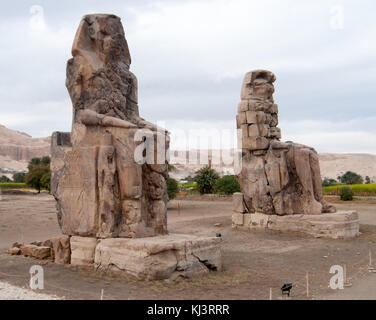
[[0, 281, 59, 300], [0, 193, 376, 300]]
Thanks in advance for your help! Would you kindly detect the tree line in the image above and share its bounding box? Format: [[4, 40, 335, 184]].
[[0, 156, 51, 192], [322, 171, 373, 187], [167, 165, 240, 200]]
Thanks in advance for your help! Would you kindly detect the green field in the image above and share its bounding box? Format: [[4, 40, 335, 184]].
[[178, 182, 198, 194], [323, 184, 376, 196], [0, 183, 27, 190], [178, 182, 197, 189]]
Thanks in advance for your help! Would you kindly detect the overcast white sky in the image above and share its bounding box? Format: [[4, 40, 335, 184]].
[[0, 0, 375, 153]]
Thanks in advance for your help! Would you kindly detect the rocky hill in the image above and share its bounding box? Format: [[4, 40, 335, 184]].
[[0, 124, 375, 183], [0, 124, 50, 171], [168, 149, 376, 183], [319, 153, 376, 182]]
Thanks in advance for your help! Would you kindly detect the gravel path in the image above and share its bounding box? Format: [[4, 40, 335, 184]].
[[0, 281, 60, 300]]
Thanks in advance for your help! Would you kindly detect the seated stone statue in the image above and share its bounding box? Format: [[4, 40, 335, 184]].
[[237, 70, 336, 215], [51, 14, 169, 239]]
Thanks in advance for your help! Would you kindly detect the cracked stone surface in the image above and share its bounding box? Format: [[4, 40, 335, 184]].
[[233, 70, 358, 238], [94, 234, 222, 280], [236, 70, 336, 215], [232, 211, 360, 239], [51, 14, 169, 238]]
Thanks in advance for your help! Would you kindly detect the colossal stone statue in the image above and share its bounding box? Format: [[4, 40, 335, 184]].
[[51, 14, 169, 239], [44, 14, 222, 279], [233, 70, 359, 238], [236, 70, 336, 215]]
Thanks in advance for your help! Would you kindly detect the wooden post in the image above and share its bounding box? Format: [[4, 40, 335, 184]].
[[177, 202, 181, 216], [370, 249, 372, 267], [269, 288, 272, 300], [100, 289, 104, 300], [306, 272, 309, 298]]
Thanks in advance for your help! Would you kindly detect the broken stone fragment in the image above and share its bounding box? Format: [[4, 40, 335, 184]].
[[7, 247, 21, 255], [20, 245, 51, 259], [51, 237, 71, 264], [11, 242, 22, 248]]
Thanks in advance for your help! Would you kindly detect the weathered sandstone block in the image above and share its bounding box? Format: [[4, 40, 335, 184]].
[[232, 211, 359, 239], [70, 236, 98, 266], [233, 192, 245, 213], [232, 213, 244, 226], [94, 234, 222, 280], [20, 245, 51, 259], [7, 247, 21, 255], [51, 237, 71, 264]]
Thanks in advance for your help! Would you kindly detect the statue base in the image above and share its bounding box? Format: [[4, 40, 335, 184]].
[[8, 234, 222, 281], [232, 211, 359, 239], [71, 234, 222, 280]]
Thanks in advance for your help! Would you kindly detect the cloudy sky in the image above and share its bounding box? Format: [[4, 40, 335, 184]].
[[0, 0, 375, 153]]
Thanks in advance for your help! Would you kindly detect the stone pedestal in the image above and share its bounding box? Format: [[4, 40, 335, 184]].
[[232, 211, 360, 239], [69, 234, 222, 280]]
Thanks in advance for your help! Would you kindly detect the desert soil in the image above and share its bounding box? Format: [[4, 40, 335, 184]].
[[0, 193, 376, 300]]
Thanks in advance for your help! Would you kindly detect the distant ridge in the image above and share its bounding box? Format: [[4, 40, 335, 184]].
[[168, 150, 376, 182], [0, 124, 50, 171], [0, 124, 375, 182]]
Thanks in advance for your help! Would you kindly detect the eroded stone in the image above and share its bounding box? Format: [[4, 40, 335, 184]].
[[70, 236, 98, 266], [94, 234, 222, 280]]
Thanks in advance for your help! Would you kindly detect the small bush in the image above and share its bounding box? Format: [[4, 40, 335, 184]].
[[194, 166, 219, 194], [214, 175, 240, 195], [25, 165, 50, 193], [0, 175, 11, 183], [340, 186, 353, 201], [13, 172, 26, 183], [41, 171, 51, 192], [166, 177, 179, 200], [25, 156, 51, 193]]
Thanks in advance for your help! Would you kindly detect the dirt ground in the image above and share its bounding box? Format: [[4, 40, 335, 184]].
[[0, 193, 376, 300]]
